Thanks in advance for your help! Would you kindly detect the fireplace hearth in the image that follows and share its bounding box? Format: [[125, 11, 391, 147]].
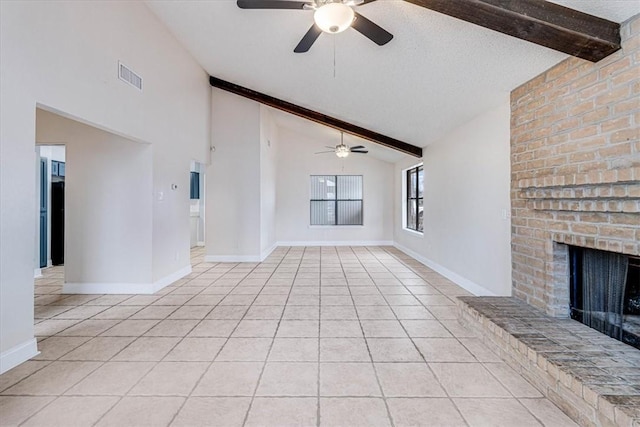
[[569, 246, 640, 349]]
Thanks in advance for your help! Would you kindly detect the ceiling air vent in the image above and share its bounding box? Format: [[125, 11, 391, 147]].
[[118, 61, 143, 91]]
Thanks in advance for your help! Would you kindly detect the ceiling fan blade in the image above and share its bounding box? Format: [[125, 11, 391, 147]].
[[352, 12, 393, 46], [294, 24, 322, 53], [351, 150, 369, 154], [344, 0, 376, 5], [350, 145, 366, 150], [325, 146, 337, 149], [237, 0, 310, 9], [315, 150, 335, 154]]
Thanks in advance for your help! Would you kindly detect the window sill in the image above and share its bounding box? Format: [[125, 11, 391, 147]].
[[403, 228, 424, 237], [309, 225, 364, 229]]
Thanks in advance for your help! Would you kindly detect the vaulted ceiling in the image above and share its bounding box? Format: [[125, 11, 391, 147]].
[[146, 0, 639, 152]]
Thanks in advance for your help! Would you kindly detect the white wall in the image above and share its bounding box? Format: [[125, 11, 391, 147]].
[[206, 89, 262, 261], [205, 92, 395, 258], [36, 109, 153, 287], [0, 1, 209, 373], [276, 127, 394, 245], [394, 101, 512, 296], [260, 107, 278, 256]]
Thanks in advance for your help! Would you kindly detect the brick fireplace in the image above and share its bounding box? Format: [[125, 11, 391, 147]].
[[458, 14, 640, 427], [510, 14, 640, 318]]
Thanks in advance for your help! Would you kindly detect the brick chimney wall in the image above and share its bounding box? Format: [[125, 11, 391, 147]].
[[510, 15, 640, 316]]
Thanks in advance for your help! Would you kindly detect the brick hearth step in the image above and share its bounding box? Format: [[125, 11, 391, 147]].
[[458, 296, 640, 427]]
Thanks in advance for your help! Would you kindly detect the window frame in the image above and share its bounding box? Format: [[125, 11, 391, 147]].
[[190, 171, 200, 200], [309, 175, 363, 226], [405, 165, 423, 233]]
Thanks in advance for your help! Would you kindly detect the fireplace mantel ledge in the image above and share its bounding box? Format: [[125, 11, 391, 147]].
[[552, 233, 639, 256], [517, 166, 640, 190]]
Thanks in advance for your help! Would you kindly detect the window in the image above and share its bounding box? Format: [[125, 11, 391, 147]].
[[190, 171, 200, 199], [51, 160, 65, 177], [406, 165, 423, 232], [310, 175, 363, 225]]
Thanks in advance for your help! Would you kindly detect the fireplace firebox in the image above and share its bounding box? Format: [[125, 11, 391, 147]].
[[569, 246, 640, 349]]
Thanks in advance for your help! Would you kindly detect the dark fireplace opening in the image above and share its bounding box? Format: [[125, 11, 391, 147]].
[[569, 246, 640, 350]]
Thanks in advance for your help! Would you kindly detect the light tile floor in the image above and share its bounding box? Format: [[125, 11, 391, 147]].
[[0, 246, 578, 426]]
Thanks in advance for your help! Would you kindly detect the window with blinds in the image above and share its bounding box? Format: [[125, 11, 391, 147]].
[[310, 175, 363, 226]]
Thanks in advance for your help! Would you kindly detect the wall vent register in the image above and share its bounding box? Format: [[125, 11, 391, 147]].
[[118, 61, 143, 91]]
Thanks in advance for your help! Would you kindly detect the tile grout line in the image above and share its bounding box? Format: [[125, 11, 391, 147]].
[[240, 246, 298, 427], [164, 257, 269, 427], [18, 288, 142, 425], [168, 251, 285, 424], [88, 256, 258, 426], [6, 298, 142, 394], [14, 247, 567, 426], [342, 245, 396, 427], [358, 245, 474, 427], [377, 246, 547, 425], [86, 258, 228, 427]]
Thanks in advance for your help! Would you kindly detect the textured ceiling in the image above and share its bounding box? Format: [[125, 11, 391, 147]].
[[548, 0, 639, 22], [270, 109, 408, 163], [146, 0, 639, 154]]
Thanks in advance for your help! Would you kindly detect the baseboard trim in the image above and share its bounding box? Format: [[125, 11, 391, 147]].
[[393, 243, 497, 297], [277, 240, 394, 247], [204, 245, 277, 263], [204, 254, 262, 263], [34, 268, 42, 278], [152, 265, 192, 293], [63, 282, 157, 294], [0, 338, 39, 375], [260, 243, 278, 261], [62, 265, 192, 295]]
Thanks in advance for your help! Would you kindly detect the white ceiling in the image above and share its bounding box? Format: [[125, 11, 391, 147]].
[[548, 0, 639, 22], [146, 0, 639, 157], [270, 108, 408, 163]]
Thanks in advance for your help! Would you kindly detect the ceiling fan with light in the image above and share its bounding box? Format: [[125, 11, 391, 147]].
[[315, 133, 368, 157], [236, 0, 393, 53]]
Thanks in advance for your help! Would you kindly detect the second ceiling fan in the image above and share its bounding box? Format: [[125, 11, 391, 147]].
[[237, 0, 393, 53], [315, 133, 368, 158]]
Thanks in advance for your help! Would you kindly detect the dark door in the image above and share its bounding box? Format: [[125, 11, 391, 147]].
[[39, 158, 48, 268], [51, 181, 65, 265]]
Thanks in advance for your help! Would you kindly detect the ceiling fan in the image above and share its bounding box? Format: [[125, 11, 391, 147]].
[[236, 0, 393, 53], [315, 133, 368, 157]]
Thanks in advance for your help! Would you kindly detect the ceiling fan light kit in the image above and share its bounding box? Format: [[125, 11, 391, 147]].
[[314, 3, 354, 34], [335, 144, 350, 157]]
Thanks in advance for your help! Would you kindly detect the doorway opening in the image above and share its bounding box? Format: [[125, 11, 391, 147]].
[[36, 145, 66, 273], [190, 161, 205, 249]]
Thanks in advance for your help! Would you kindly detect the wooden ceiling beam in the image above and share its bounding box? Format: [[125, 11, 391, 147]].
[[405, 0, 621, 62], [209, 75, 423, 158]]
